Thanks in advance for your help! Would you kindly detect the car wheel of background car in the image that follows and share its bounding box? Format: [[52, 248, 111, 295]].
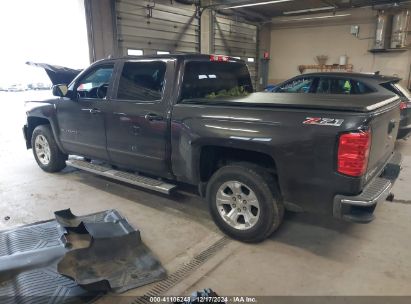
[[31, 125, 68, 173], [206, 163, 284, 243]]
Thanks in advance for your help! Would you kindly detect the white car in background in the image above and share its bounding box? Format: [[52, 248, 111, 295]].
[[7, 84, 26, 92]]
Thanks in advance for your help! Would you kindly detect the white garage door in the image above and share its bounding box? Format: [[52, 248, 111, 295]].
[[214, 14, 258, 88], [115, 0, 200, 55]]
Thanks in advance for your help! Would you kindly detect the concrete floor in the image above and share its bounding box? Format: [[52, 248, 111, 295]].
[[1, 91, 411, 300]]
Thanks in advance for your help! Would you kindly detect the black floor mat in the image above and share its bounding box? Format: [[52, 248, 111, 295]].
[[58, 220, 166, 293], [0, 209, 166, 303]]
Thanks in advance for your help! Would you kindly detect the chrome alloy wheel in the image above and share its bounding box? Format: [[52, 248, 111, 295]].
[[216, 181, 261, 230], [34, 134, 51, 165]]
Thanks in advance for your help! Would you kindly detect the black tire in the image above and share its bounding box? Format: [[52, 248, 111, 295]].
[[206, 163, 284, 243], [31, 125, 68, 172]]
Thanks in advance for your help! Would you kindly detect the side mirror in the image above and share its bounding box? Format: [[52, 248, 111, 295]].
[[52, 84, 68, 97]]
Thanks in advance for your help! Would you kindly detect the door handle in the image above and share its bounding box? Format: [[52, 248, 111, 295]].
[[113, 112, 126, 116], [81, 108, 101, 114], [89, 108, 101, 114], [144, 113, 163, 121]]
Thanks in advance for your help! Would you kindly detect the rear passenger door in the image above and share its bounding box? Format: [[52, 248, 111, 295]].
[[105, 59, 174, 176]]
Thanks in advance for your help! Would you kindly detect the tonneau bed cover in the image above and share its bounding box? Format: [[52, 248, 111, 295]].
[[183, 92, 400, 112]]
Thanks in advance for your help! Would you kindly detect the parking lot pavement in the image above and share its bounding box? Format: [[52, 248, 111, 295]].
[[1, 91, 410, 299]]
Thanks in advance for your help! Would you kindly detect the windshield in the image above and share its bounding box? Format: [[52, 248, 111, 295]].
[[180, 61, 253, 101]]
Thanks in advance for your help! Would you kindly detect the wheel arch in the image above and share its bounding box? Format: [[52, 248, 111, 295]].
[[26, 116, 65, 152], [196, 144, 280, 197]]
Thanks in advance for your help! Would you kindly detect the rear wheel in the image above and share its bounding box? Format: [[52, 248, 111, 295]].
[[206, 163, 283, 243], [31, 125, 68, 172]]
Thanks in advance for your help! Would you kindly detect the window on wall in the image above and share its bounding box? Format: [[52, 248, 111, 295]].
[[116, 61, 167, 101], [127, 49, 143, 56]]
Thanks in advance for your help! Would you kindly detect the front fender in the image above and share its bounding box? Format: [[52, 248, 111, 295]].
[[25, 101, 66, 153]]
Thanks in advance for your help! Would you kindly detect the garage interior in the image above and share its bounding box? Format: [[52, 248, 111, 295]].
[[1, 0, 411, 302]]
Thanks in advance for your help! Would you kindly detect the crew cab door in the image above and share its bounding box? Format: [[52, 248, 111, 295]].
[[56, 64, 114, 160], [105, 59, 173, 176]]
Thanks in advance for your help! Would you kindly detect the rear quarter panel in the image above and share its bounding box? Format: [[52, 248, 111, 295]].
[[171, 103, 371, 214]]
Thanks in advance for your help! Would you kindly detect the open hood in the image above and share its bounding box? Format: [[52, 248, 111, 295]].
[[26, 61, 82, 85]]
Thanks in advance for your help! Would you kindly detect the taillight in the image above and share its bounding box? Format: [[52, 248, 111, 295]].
[[337, 130, 371, 177], [210, 54, 230, 62], [400, 101, 408, 110]]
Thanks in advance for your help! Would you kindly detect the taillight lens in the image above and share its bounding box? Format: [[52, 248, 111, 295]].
[[337, 130, 371, 177], [400, 101, 408, 110]]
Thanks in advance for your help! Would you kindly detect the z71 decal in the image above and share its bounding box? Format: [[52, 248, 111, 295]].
[[303, 117, 344, 127]]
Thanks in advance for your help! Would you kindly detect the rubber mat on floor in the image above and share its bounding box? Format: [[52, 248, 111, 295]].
[[58, 220, 167, 293], [0, 209, 166, 303]]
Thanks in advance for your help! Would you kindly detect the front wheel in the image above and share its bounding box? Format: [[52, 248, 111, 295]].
[[31, 125, 68, 172], [206, 163, 284, 243]]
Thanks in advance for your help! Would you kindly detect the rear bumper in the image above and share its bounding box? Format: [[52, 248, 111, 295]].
[[333, 152, 402, 223]]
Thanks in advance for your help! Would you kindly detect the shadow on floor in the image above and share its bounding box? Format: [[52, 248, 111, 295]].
[[63, 167, 364, 260], [64, 169, 216, 231], [269, 210, 360, 260]]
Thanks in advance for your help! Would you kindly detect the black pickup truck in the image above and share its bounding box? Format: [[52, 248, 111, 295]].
[[23, 54, 402, 242]]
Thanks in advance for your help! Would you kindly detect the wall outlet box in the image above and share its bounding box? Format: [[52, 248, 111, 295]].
[[350, 25, 360, 37]]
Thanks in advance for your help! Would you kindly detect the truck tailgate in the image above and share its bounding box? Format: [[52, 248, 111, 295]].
[[365, 102, 401, 182]]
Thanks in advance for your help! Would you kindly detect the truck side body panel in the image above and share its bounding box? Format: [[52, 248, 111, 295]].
[[170, 102, 400, 214]]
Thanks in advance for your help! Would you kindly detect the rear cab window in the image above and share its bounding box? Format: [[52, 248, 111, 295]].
[[180, 61, 253, 101]]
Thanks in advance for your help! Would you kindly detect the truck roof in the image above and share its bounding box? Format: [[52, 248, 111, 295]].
[[99, 53, 245, 63]]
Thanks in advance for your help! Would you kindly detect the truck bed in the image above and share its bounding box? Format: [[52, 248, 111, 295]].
[[182, 92, 399, 113]]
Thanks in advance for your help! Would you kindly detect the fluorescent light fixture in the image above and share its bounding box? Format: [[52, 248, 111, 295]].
[[157, 51, 170, 55], [223, 0, 293, 9], [128, 49, 143, 56], [283, 6, 335, 15], [280, 13, 351, 22], [247, 58, 255, 62]]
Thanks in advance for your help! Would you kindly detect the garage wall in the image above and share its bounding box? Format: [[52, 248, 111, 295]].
[[268, 8, 411, 87], [214, 14, 258, 88], [115, 0, 199, 55]]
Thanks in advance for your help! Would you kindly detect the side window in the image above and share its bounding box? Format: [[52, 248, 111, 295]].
[[352, 81, 374, 94], [316, 78, 352, 94], [76, 65, 114, 99], [277, 77, 314, 93], [116, 61, 166, 101]]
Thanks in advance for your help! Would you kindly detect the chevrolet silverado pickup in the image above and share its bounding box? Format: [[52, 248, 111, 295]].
[[23, 54, 402, 242]]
